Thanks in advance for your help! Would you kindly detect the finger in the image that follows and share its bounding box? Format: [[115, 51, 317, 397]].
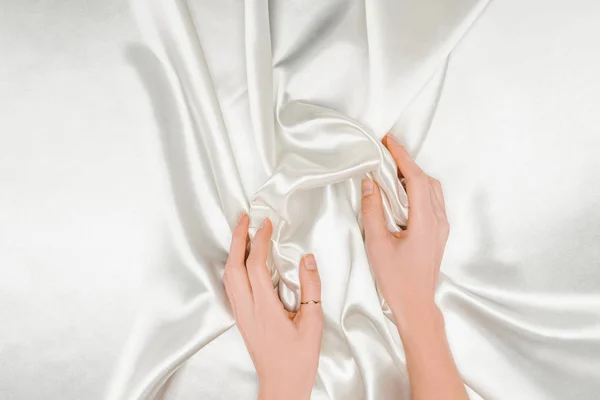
[[428, 178, 450, 241], [246, 218, 278, 301], [361, 178, 389, 240], [383, 134, 424, 181], [223, 268, 254, 323], [224, 214, 254, 323], [223, 276, 238, 319], [428, 179, 445, 221], [383, 134, 430, 220], [296, 254, 324, 334], [428, 177, 447, 214], [228, 213, 250, 266]]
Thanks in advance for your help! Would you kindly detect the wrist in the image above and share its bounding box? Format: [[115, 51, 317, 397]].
[[259, 391, 306, 400], [259, 383, 309, 400], [258, 389, 286, 400], [390, 298, 444, 339]]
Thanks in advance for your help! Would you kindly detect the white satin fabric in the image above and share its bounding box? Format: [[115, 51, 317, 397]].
[[1, 0, 600, 399]]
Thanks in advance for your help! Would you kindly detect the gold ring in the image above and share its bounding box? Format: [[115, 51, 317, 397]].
[[300, 300, 321, 305]]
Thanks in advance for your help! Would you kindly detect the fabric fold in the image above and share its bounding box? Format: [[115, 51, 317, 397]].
[[110, 0, 490, 398]]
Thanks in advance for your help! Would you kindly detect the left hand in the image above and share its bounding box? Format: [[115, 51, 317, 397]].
[[223, 213, 324, 400]]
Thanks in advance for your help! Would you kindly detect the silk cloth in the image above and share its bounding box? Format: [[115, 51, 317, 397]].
[[1, 0, 599, 399]]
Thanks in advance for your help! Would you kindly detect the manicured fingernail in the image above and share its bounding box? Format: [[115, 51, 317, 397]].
[[304, 254, 317, 270], [362, 178, 373, 197], [237, 212, 246, 223]]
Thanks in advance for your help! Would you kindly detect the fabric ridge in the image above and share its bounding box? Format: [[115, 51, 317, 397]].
[[107, 0, 490, 398]]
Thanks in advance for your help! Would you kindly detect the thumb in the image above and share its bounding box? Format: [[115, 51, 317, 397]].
[[296, 254, 324, 334], [361, 178, 388, 241]]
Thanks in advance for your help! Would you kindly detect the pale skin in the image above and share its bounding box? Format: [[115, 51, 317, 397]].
[[223, 134, 467, 399]]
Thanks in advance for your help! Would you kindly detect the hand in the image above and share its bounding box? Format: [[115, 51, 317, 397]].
[[361, 134, 450, 333], [223, 214, 324, 400], [361, 135, 467, 400]]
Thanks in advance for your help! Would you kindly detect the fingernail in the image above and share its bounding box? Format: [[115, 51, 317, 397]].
[[237, 212, 246, 223], [362, 178, 373, 197], [387, 133, 398, 143], [304, 254, 317, 270], [259, 218, 269, 229]]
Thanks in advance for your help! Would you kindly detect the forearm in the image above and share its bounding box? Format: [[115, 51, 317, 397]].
[[393, 303, 468, 400]]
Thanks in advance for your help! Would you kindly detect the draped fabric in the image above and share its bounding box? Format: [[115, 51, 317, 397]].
[[2, 0, 600, 399], [107, 0, 488, 398]]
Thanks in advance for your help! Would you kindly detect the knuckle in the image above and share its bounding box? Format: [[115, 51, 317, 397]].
[[361, 199, 370, 211], [362, 204, 379, 219], [362, 205, 375, 217], [223, 270, 230, 285], [304, 276, 322, 293]]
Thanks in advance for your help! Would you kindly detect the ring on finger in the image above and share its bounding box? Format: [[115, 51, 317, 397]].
[[300, 300, 321, 305]]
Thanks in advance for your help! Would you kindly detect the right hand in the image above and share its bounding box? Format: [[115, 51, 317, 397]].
[[361, 134, 450, 332]]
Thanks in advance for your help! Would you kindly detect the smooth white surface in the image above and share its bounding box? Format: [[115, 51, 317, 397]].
[[0, 1, 161, 399], [1, 0, 599, 399]]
